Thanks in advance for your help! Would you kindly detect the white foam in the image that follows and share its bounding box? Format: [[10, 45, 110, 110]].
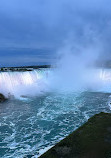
[[108, 95, 111, 110], [37, 145, 53, 157]]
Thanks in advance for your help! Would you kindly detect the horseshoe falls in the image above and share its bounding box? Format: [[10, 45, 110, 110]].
[[0, 68, 111, 158], [0, 70, 50, 99]]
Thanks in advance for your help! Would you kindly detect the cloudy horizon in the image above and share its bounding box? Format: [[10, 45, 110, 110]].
[[0, 0, 111, 66]]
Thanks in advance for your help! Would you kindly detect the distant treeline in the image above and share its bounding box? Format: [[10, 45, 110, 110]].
[[0, 65, 51, 72], [2, 65, 51, 69]]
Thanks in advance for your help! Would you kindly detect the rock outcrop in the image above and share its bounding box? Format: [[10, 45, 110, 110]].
[[39, 112, 111, 158], [0, 93, 7, 102]]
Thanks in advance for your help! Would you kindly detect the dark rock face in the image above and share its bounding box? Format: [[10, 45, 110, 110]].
[[55, 146, 71, 156], [39, 112, 111, 158], [0, 93, 7, 102]]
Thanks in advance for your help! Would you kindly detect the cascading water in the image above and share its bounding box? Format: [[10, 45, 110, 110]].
[[100, 69, 111, 81], [0, 69, 50, 99], [0, 68, 111, 100], [98, 68, 111, 92]]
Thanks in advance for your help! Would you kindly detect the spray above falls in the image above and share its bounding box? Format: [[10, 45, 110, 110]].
[[0, 44, 111, 99]]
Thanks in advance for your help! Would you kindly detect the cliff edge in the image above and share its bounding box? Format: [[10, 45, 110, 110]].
[[39, 112, 111, 158]]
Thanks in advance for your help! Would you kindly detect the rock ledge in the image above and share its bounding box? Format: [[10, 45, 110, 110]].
[[0, 93, 7, 102], [39, 112, 111, 158]]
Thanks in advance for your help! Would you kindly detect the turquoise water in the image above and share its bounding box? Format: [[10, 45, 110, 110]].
[[0, 91, 110, 158]]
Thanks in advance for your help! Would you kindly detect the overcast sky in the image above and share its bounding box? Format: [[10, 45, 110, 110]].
[[0, 0, 111, 66]]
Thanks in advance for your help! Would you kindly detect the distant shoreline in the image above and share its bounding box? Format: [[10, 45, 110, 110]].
[[0, 65, 51, 72]]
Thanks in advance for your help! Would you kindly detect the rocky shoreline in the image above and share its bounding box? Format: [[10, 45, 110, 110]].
[[39, 112, 111, 158]]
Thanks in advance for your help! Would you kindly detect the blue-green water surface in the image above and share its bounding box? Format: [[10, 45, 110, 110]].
[[0, 91, 110, 158]]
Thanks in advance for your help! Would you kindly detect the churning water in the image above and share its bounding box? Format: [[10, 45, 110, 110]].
[[0, 68, 111, 158]]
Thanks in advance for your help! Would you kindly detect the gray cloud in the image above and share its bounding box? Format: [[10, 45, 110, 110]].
[[0, 0, 111, 66]]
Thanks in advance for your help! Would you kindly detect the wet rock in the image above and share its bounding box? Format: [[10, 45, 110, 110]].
[[55, 146, 71, 156], [107, 127, 111, 132], [0, 93, 7, 102], [39, 112, 111, 158]]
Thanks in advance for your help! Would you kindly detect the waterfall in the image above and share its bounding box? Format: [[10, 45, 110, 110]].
[[0, 68, 111, 99], [100, 69, 111, 81], [0, 69, 49, 98]]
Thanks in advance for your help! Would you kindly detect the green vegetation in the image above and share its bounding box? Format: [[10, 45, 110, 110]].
[[0, 65, 51, 72], [39, 112, 111, 158], [1, 68, 3, 71]]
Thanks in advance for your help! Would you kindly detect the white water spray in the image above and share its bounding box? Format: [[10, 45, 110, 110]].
[[0, 70, 50, 99], [0, 67, 111, 99]]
